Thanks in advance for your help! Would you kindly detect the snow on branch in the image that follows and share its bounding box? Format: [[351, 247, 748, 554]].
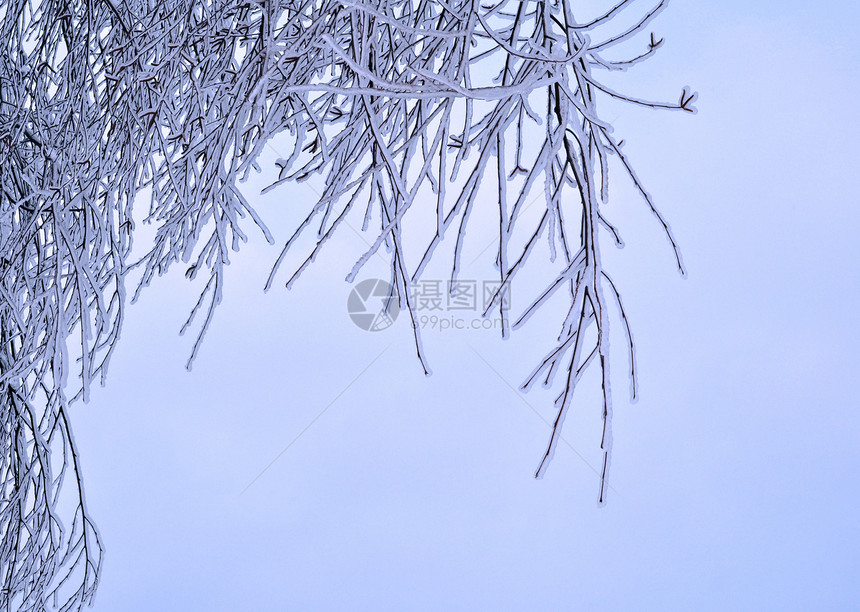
[[0, 0, 693, 606]]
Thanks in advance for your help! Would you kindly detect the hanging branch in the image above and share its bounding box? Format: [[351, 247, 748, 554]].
[[0, 0, 694, 606]]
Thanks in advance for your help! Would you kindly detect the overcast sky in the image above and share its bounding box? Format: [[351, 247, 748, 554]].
[[73, 1, 860, 609]]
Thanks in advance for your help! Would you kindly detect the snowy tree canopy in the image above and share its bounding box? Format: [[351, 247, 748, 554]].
[[0, 0, 693, 607]]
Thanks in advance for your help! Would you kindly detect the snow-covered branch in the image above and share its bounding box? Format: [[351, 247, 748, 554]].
[[0, 0, 693, 606]]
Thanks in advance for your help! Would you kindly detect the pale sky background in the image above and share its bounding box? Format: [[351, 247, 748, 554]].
[[73, 1, 860, 609]]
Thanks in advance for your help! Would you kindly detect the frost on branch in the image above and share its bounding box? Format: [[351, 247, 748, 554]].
[[0, 0, 693, 607]]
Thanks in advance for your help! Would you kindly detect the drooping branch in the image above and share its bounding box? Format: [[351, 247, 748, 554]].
[[0, 0, 693, 606]]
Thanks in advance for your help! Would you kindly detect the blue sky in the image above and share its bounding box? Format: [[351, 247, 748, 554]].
[[73, 1, 860, 609]]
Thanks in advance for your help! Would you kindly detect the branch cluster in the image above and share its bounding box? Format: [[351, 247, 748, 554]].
[[0, 0, 693, 607]]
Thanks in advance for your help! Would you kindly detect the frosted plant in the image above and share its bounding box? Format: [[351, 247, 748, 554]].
[[0, 0, 694, 607]]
